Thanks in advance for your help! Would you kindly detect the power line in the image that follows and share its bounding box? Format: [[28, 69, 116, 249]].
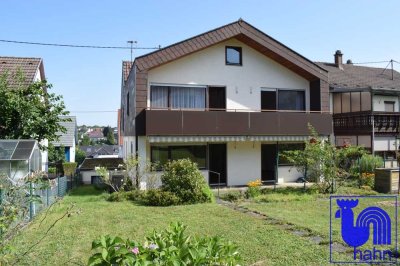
[[69, 111, 118, 113], [351, 60, 392, 65], [0, 39, 159, 50]]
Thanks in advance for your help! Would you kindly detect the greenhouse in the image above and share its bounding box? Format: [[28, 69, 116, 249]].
[[0, 140, 41, 182]]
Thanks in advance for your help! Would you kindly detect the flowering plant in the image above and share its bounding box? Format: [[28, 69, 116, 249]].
[[247, 179, 262, 188], [88, 222, 240, 265]]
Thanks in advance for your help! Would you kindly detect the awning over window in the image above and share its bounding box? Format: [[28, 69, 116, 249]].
[[148, 135, 310, 143]]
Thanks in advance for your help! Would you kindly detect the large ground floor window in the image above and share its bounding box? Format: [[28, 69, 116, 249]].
[[151, 145, 207, 169]]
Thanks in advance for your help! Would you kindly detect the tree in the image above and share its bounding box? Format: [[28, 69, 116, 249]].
[[102, 126, 112, 138], [75, 148, 86, 166], [81, 135, 91, 146], [282, 124, 350, 194], [106, 130, 115, 145], [0, 72, 69, 148], [48, 144, 65, 164]]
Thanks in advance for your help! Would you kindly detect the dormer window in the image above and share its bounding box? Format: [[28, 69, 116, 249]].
[[225, 46, 242, 66]]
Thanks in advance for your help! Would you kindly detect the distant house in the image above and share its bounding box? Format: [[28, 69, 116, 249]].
[[0, 56, 48, 171], [86, 128, 105, 142], [79, 157, 124, 184], [79, 144, 119, 158], [51, 116, 78, 162]]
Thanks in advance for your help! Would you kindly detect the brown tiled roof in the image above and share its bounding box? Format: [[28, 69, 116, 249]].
[[316, 62, 400, 91], [122, 61, 132, 85], [79, 158, 124, 171], [0, 56, 44, 87], [134, 19, 327, 81]]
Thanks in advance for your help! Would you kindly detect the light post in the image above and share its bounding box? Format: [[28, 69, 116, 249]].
[[208, 170, 221, 199]]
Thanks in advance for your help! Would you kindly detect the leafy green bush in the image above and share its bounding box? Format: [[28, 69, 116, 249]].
[[220, 191, 244, 202], [106, 190, 144, 202], [359, 154, 384, 173], [143, 189, 181, 206], [106, 192, 126, 202], [161, 159, 213, 204], [47, 167, 56, 174], [88, 222, 241, 266], [124, 190, 144, 202]]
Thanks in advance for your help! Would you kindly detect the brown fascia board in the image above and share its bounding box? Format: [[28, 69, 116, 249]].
[[134, 19, 327, 81]]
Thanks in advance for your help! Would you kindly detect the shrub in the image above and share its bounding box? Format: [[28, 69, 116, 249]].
[[106, 192, 126, 202], [62, 162, 77, 176], [124, 190, 144, 202], [359, 154, 384, 173], [48, 167, 56, 174], [359, 172, 375, 188], [220, 191, 244, 202], [106, 190, 144, 202], [161, 159, 213, 204], [88, 222, 241, 266], [143, 189, 181, 206]]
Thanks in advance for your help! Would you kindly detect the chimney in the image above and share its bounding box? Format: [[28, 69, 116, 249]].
[[346, 59, 353, 65], [334, 50, 343, 69]]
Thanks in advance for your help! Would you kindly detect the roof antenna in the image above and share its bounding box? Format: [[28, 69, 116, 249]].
[[127, 40, 137, 64], [381, 59, 394, 80]]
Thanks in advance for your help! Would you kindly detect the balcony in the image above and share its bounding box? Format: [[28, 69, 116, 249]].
[[333, 111, 400, 135], [136, 109, 333, 136]]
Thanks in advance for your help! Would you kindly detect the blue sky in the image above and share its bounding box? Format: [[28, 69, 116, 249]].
[[1, 1, 399, 126]]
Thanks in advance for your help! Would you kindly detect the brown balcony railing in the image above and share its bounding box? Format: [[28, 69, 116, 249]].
[[333, 111, 400, 134], [137, 109, 333, 136]]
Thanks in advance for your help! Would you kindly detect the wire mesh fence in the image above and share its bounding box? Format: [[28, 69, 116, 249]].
[[0, 175, 80, 222]]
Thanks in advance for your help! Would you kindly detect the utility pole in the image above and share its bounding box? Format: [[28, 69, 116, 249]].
[[127, 41, 137, 64]]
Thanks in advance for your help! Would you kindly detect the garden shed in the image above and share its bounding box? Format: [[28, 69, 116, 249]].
[[0, 140, 41, 182]]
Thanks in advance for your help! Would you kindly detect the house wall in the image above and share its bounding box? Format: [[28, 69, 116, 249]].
[[227, 141, 261, 186], [374, 136, 398, 151], [147, 38, 310, 111], [81, 170, 98, 184], [372, 95, 399, 111], [123, 136, 136, 160], [143, 140, 301, 186]]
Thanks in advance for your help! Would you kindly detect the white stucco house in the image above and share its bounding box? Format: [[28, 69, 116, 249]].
[[120, 20, 333, 186], [51, 116, 78, 163], [0, 56, 48, 171]]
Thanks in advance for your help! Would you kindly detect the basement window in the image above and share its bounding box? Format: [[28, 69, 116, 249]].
[[225, 46, 242, 66]]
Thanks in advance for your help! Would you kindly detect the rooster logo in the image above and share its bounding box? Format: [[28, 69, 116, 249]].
[[335, 199, 391, 247]]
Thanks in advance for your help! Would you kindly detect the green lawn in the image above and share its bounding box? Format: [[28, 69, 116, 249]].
[[240, 189, 398, 257], [11, 186, 350, 266]]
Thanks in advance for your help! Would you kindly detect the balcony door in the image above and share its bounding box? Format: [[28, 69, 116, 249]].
[[208, 87, 226, 111], [261, 144, 277, 182], [208, 144, 227, 185]]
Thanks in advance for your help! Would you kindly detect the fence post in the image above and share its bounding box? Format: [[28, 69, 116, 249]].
[[46, 187, 50, 206], [57, 176, 60, 197], [29, 182, 34, 221]]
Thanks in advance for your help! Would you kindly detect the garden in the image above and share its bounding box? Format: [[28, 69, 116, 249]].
[[2, 127, 399, 265]]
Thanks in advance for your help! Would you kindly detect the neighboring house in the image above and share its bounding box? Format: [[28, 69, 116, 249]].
[[51, 116, 78, 162], [317, 51, 400, 168], [80, 144, 119, 158], [120, 61, 133, 154], [120, 20, 332, 186], [0, 56, 48, 171], [79, 157, 124, 184], [86, 128, 105, 142]]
